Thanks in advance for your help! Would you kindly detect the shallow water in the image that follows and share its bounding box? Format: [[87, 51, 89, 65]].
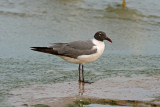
[[0, 0, 160, 106]]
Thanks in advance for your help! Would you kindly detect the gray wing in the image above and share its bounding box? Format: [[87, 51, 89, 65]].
[[51, 40, 97, 58]]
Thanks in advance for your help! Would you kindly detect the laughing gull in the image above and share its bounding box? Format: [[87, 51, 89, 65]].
[[31, 31, 112, 83]]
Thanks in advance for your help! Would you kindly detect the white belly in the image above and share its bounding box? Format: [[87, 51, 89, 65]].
[[59, 39, 105, 64]]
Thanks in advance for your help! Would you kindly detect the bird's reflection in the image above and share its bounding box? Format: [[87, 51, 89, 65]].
[[78, 81, 85, 96]]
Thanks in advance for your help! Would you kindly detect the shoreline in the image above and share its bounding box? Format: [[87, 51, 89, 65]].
[[8, 76, 160, 107]]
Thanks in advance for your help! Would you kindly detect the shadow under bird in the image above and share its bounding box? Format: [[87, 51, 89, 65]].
[[31, 31, 112, 83]]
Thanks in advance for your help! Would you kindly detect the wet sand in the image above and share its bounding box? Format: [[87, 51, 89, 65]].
[[8, 76, 160, 107]]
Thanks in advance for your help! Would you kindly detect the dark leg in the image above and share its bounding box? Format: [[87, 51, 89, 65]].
[[82, 64, 84, 82], [79, 64, 93, 84], [79, 64, 81, 82], [82, 64, 93, 84]]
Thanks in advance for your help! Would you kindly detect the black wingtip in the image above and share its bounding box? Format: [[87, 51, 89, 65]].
[[30, 47, 51, 52], [30, 47, 38, 51], [30, 47, 58, 55], [30, 47, 38, 49], [30, 47, 36, 49], [31, 48, 36, 51]]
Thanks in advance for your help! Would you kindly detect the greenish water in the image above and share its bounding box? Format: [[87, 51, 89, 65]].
[[0, 0, 160, 106], [85, 104, 130, 107]]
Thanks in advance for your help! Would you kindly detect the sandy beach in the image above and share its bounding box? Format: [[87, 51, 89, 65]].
[[8, 76, 160, 107]]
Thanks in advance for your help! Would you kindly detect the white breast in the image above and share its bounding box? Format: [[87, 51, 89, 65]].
[[59, 39, 105, 64], [77, 39, 105, 64]]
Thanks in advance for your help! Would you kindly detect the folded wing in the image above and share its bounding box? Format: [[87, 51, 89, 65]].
[[31, 40, 97, 58]]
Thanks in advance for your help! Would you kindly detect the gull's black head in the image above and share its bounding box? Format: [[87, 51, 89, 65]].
[[94, 31, 112, 43]]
